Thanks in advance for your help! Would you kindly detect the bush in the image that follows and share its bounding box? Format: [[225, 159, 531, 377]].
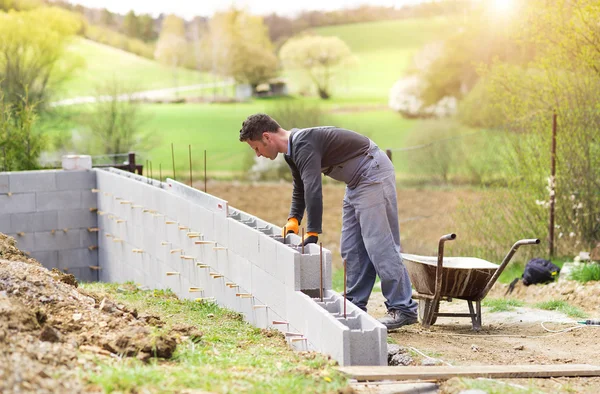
[[0, 90, 45, 171], [570, 263, 600, 283]]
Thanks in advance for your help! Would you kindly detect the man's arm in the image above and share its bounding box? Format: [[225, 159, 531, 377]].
[[294, 148, 323, 234], [284, 155, 305, 223]]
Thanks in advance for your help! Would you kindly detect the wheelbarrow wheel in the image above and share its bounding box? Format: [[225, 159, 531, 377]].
[[418, 299, 439, 325]]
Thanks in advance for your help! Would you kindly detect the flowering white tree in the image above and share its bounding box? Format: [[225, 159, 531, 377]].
[[279, 35, 355, 99]]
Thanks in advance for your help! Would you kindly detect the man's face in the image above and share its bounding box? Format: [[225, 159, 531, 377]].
[[247, 133, 278, 160]]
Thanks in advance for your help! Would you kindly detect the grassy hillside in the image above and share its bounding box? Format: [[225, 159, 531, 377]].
[[57, 38, 210, 99], [49, 16, 463, 178], [136, 103, 415, 177], [284, 16, 458, 102]]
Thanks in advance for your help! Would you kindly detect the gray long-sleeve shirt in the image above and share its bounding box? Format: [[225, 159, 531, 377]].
[[284, 126, 370, 233]]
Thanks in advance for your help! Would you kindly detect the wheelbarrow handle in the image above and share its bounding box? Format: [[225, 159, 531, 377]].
[[435, 234, 456, 297], [517, 239, 541, 246], [480, 238, 541, 298]]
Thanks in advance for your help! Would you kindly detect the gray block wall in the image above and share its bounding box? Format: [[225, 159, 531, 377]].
[[93, 168, 386, 366], [0, 167, 387, 366], [0, 170, 98, 281]]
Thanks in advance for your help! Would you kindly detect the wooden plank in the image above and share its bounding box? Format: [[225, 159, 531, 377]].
[[338, 364, 600, 381]]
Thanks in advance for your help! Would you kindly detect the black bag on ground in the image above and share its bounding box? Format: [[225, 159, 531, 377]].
[[505, 258, 560, 295]]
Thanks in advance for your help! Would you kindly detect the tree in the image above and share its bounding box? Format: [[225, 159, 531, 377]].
[[138, 14, 156, 42], [122, 10, 140, 38], [200, 8, 278, 91], [100, 7, 114, 27], [458, 0, 600, 254], [0, 7, 83, 110], [81, 78, 150, 157], [0, 89, 45, 171], [417, 2, 536, 106], [154, 14, 188, 93], [279, 34, 354, 99]]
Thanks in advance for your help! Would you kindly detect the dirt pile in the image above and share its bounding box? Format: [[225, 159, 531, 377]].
[[0, 233, 202, 393]]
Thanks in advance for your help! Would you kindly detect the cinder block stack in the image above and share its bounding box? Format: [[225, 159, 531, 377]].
[[0, 170, 98, 280]]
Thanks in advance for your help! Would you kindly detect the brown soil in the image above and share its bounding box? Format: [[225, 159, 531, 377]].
[[0, 233, 202, 393], [208, 182, 600, 393], [207, 181, 481, 267]]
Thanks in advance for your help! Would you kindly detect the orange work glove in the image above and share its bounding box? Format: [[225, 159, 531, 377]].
[[302, 232, 319, 246], [282, 217, 299, 237]]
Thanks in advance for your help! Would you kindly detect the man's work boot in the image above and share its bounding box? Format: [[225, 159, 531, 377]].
[[378, 310, 417, 330]]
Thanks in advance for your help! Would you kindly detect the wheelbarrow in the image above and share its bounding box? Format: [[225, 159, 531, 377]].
[[402, 234, 540, 331]]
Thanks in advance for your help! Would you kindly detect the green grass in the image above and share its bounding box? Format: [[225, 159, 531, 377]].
[[482, 298, 525, 313], [124, 102, 417, 177], [80, 282, 348, 394], [57, 38, 214, 99], [299, 16, 459, 100], [42, 99, 420, 177], [569, 263, 600, 283], [533, 300, 587, 319]]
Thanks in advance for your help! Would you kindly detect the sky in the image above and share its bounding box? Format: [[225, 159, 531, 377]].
[[66, 0, 426, 18]]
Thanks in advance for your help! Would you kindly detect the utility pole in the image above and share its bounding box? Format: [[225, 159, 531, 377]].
[[548, 112, 557, 258]]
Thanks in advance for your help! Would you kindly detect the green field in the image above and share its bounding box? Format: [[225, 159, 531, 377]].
[[57, 38, 212, 99], [286, 16, 458, 101], [138, 103, 417, 177]]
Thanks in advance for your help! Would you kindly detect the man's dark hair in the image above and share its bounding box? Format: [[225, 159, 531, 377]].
[[239, 113, 281, 142]]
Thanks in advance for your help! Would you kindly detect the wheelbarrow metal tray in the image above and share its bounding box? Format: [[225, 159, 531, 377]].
[[401, 254, 499, 299]]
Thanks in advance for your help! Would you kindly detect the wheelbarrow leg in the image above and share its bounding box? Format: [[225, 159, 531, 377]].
[[467, 301, 481, 331], [421, 299, 436, 328], [422, 233, 456, 329]]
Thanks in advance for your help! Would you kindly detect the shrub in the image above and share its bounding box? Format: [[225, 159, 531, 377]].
[[570, 263, 600, 283]]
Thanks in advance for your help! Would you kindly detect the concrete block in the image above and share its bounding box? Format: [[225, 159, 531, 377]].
[[257, 234, 280, 274], [56, 170, 96, 190], [189, 205, 214, 242], [34, 230, 81, 252], [36, 190, 82, 211], [0, 214, 11, 233], [30, 250, 59, 270], [80, 228, 98, 249], [0, 173, 8, 193], [276, 244, 301, 289], [57, 209, 97, 229], [11, 211, 58, 233], [10, 233, 35, 253], [297, 245, 333, 291], [251, 265, 286, 319], [227, 218, 260, 264], [176, 199, 191, 228], [0, 193, 36, 214], [81, 190, 97, 210], [253, 302, 270, 329], [9, 171, 56, 193], [227, 252, 252, 292], [167, 179, 228, 215], [213, 215, 229, 247], [320, 308, 348, 365], [58, 248, 98, 271]]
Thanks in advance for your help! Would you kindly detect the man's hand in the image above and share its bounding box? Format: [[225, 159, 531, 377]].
[[302, 232, 318, 246], [282, 217, 299, 237]]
